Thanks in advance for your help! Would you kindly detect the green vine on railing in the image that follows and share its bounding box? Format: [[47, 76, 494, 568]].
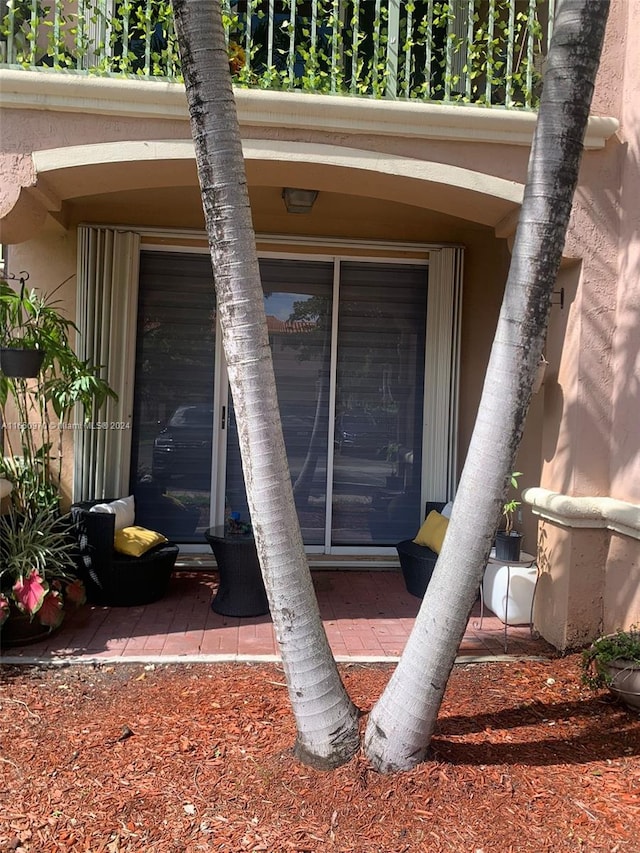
[[0, 1, 548, 109]]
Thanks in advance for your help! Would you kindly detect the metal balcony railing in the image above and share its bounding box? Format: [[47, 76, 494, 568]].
[[0, 1, 553, 108]]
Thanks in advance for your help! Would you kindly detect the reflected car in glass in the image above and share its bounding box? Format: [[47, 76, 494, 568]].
[[334, 412, 387, 456], [152, 404, 214, 486]]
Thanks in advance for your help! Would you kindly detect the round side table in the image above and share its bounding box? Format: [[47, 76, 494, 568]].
[[204, 526, 270, 617]]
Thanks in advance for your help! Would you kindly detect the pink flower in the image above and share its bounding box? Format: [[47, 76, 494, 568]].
[[12, 571, 48, 617]]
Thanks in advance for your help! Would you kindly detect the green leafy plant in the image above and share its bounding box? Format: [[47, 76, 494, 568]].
[[382, 441, 400, 470], [0, 505, 85, 631], [0, 275, 70, 352], [0, 276, 117, 515], [2, 0, 548, 108], [581, 627, 640, 690], [502, 470, 522, 534]]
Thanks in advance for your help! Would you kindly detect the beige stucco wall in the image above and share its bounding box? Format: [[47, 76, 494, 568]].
[[610, 0, 640, 504], [534, 519, 640, 650], [528, 0, 639, 649]]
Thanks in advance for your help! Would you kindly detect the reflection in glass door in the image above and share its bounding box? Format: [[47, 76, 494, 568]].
[[224, 259, 334, 545], [130, 251, 216, 542], [333, 262, 427, 546], [225, 257, 428, 549]]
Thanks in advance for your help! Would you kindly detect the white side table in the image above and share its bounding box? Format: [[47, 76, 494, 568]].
[[478, 550, 539, 653]]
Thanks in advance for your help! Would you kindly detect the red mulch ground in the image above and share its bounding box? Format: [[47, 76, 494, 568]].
[[1, 655, 639, 853]]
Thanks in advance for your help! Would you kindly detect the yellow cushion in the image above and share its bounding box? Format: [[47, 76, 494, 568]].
[[413, 511, 449, 553], [114, 526, 168, 557]]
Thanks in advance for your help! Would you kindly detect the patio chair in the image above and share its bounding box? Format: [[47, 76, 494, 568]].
[[396, 501, 448, 598], [71, 498, 179, 607]]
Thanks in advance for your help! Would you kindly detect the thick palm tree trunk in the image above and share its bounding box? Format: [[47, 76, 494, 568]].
[[364, 0, 610, 773], [171, 0, 359, 769]]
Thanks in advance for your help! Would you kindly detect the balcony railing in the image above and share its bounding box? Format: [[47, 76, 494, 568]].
[[0, 1, 553, 108]]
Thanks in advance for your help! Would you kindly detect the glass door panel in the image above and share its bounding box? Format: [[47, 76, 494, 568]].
[[130, 251, 216, 542], [332, 262, 427, 546], [131, 252, 429, 549], [224, 258, 334, 545]]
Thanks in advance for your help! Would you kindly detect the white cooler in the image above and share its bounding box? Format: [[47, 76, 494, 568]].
[[482, 552, 538, 626]]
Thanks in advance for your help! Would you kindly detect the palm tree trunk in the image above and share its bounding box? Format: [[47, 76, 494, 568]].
[[170, 0, 359, 769], [364, 0, 610, 773]]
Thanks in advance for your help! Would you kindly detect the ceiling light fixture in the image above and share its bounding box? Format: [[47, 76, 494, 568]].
[[282, 187, 318, 214]]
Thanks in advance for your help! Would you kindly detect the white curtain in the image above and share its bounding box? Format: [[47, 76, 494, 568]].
[[74, 226, 140, 501], [423, 246, 464, 502]]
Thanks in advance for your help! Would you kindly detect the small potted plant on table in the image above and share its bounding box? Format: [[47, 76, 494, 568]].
[[581, 627, 640, 712], [495, 471, 523, 561]]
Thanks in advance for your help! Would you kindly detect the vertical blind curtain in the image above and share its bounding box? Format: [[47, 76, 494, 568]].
[[74, 226, 141, 501], [423, 246, 464, 503]]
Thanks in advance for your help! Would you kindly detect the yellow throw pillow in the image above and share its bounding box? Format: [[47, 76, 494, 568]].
[[413, 511, 449, 553], [114, 526, 168, 557]]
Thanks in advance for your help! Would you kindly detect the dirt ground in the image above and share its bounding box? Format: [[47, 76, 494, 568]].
[[1, 655, 639, 853]]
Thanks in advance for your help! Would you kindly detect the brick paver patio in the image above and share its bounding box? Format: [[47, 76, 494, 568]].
[[1, 564, 554, 664]]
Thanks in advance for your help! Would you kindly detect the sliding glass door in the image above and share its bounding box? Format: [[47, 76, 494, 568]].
[[332, 262, 427, 546], [130, 250, 431, 549], [130, 251, 216, 542], [224, 258, 334, 545]]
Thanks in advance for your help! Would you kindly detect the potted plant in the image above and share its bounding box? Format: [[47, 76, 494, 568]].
[[581, 627, 640, 711], [0, 274, 117, 515], [495, 471, 523, 561], [0, 272, 116, 644], [0, 505, 86, 646], [0, 276, 50, 377]]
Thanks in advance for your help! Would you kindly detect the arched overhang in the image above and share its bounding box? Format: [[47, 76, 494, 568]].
[[1, 139, 524, 244]]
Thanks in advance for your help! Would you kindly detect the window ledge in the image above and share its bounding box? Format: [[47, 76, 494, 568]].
[[523, 487, 640, 541]]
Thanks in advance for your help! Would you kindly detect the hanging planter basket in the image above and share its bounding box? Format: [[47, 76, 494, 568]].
[[0, 347, 45, 378]]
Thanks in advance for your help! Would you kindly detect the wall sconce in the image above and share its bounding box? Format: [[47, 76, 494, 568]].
[[533, 355, 549, 394], [282, 187, 318, 214]]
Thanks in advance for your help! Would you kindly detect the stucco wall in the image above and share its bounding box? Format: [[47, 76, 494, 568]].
[[603, 534, 640, 634], [610, 0, 640, 504], [534, 521, 608, 651], [528, 0, 639, 648]]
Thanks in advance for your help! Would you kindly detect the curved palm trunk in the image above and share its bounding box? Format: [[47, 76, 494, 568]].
[[171, 0, 359, 769], [364, 0, 610, 773]]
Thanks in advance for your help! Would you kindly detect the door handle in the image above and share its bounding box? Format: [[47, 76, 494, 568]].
[[221, 405, 226, 429]]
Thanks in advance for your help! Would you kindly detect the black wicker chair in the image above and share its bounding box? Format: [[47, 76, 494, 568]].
[[71, 499, 179, 606], [396, 501, 447, 599]]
